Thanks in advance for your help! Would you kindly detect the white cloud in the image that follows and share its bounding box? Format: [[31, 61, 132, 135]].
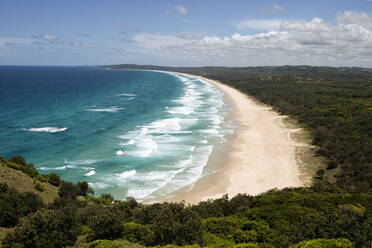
[[68, 41, 96, 48], [261, 4, 285, 13], [42, 34, 57, 40], [133, 12, 372, 66], [280, 18, 332, 32], [337, 10, 372, 30], [235, 19, 289, 31], [174, 5, 188, 15], [132, 33, 188, 49], [176, 32, 197, 39]]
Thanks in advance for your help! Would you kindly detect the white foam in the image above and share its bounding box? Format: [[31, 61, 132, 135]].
[[88, 182, 112, 189], [116, 150, 124, 156], [119, 139, 135, 146], [84, 170, 96, 176], [23, 127, 68, 133], [147, 118, 181, 133], [167, 106, 194, 115], [64, 159, 100, 166], [127, 168, 185, 199], [199, 129, 219, 134], [118, 93, 136, 97], [115, 169, 137, 179], [126, 138, 158, 157], [38, 165, 76, 171], [87, 106, 124, 112]]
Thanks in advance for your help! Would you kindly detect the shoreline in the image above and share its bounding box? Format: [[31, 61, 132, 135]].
[[154, 71, 320, 204]]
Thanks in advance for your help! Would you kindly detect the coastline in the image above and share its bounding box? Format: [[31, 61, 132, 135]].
[[155, 71, 320, 204]]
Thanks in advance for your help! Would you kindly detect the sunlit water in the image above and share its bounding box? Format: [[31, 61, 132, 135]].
[[0, 66, 234, 200]]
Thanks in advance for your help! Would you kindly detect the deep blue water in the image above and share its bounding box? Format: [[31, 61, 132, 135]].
[[0, 66, 233, 200]]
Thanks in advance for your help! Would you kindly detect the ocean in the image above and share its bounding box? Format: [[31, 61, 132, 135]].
[[0, 66, 234, 201]]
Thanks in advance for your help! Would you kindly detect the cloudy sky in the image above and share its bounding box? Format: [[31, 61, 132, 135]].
[[1, 0, 372, 67]]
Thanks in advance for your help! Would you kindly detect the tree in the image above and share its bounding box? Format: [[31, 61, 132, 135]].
[[2, 208, 81, 248], [48, 173, 61, 186], [86, 206, 123, 240], [9, 156, 26, 166], [0, 183, 44, 227]]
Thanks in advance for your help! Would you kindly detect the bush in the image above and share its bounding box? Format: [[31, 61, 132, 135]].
[[35, 182, 45, 192], [0, 183, 44, 227], [48, 173, 61, 186], [290, 238, 354, 248], [122, 222, 154, 245], [101, 193, 114, 202], [233, 230, 258, 243], [150, 202, 203, 245], [87, 206, 124, 240], [2, 208, 81, 248], [82, 239, 143, 248], [9, 156, 26, 166], [59, 181, 79, 198], [76, 181, 90, 196]]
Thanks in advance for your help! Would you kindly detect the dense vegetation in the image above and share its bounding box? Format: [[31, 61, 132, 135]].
[[1, 156, 371, 248], [1, 65, 372, 247]]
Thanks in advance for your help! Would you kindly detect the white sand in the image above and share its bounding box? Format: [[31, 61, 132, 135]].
[[159, 72, 313, 204]]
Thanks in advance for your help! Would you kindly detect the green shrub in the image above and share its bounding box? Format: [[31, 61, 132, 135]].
[[36, 174, 48, 182], [233, 230, 258, 243], [87, 206, 124, 240], [290, 238, 354, 248], [83, 239, 143, 248], [233, 243, 258, 248], [82, 225, 93, 234], [47, 173, 61, 186], [122, 222, 154, 245], [2, 208, 81, 248], [0, 183, 44, 227], [9, 156, 26, 166], [203, 217, 239, 238], [150, 202, 203, 245], [35, 182, 45, 192]]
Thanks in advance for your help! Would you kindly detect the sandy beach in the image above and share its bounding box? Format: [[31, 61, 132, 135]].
[[161, 72, 318, 204]]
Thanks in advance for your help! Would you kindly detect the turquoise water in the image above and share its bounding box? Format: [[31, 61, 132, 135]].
[[0, 66, 234, 200]]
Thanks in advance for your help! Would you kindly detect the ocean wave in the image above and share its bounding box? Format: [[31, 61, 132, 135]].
[[127, 168, 185, 199], [64, 159, 100, 166], [88, 182, 112, 189], [38, 165, 76, 171], [167, 106, 194, 115], [115, 169, 137, 179], [118, 93, 136, 97], [125, 138, 158, 157], [87, 106, 123, 112], [119, 139, 135, 146], [116, 150, 124, 156], [23, 127, 68, 133], [84, 170, 96, 176]]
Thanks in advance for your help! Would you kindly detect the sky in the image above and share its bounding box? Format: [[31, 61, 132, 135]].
[[1, 0, 372, 67]]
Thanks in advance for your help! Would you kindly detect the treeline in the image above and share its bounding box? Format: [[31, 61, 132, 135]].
[[103, 65, 372, 193], [1, 157, 371, 248]]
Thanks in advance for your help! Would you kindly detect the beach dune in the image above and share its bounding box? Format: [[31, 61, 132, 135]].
[[163, 73, 315, 204]]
